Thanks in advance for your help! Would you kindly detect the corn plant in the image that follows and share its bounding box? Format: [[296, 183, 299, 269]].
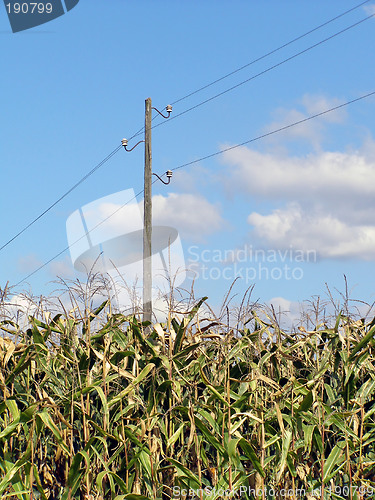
[[0, 290, 375, 499]]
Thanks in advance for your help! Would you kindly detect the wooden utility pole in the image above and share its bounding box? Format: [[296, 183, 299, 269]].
[[143, 97, 152, 323], [122, 99, 171, 324]]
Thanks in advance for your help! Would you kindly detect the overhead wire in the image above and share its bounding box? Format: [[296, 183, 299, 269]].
[[0, 144, 123, 252], [14, 186, 146, 287], [148, 11, 375, 135], [1, 113, 158, 255], [127, 1, 374, 140], [170, 0, 372, 106], [169, 90, 375, 172], [0, 118, 156, 254], [13, 89, 375, 288]]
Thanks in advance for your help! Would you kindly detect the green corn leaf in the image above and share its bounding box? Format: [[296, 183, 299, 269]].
[[172, 342, 201, 360], [66, 450, 90, 489], [194, 416, 226, 455], [96, 470, 116, 494], [5, 346, 34, 384], [206, 384, 230, 407], [322, 440, 346, 483], [88, 300, 109, 321], [166, 457, 201, 488], [138, 449, 153, 478], [0, 448, 31, 495], [297, 390, 313, 413], [277, 429, 293, 483], [72, 373, 118, 400], [238, 438, 265, 477], [36, 411, 71, 456], [325, 413, 359, 441], [94, 385, 109, 427], [349, 323, 375, 361], [5, 399, 20, 420], [303, 424, 315, 455], [173, 297, 207, 355], [167, 423, 185, 449], [1, 492, 30, 498], [114, 496, 151, 500], [198, 409, 221, 435], [29, 321, 46, 344], [108, 363, 155, 407], [0, 404, 38, 439], [130, 317, 155, 354], [228, 437, 241, 460]]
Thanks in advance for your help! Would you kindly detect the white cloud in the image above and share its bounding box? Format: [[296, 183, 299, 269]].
[[364, 3, 375, 15], [223, 147, 375, 205], [169, 164, 210, 193], [152, 193, 225, 242], [7, 294, 37, 315], [4, 294, 40, 327], [248, 203, 375, 260], [221, 134, 375, 259], [263, 94, 346, 148], [88, 193, 225, 244], [300, 94, 346, 123], [266, 296, 302, 329], [93, 201, 142, 235], [268, 296, 292, 312], [264, 291, 375, 331], [49, 257, 76, 279], [17, 254, 43, 273]]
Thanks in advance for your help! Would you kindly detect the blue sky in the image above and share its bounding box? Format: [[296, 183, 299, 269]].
[[2, 0, 375, 324]]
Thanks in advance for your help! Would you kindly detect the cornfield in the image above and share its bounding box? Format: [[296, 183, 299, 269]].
[[1, 283, 375, 499]]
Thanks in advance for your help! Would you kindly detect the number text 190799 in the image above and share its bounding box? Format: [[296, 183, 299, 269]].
[[5, 3, 53, 15]]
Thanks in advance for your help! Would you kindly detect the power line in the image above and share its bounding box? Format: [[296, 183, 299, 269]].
[[125, 9, 375, 143], [6, 1, 374, 277], [13, 89, 375, 288], [13, 186, 146, 287], [1, 119, 157, 255], [0, 144, 123, 253], [170, 0, 372, 106], [130, 10, 375, 139], [4, 1, 370, 252], [129, 1, 373, 140], [170, 90, 375, 172], [132, 0, 372, 136], [1, 117, 152, 254]]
